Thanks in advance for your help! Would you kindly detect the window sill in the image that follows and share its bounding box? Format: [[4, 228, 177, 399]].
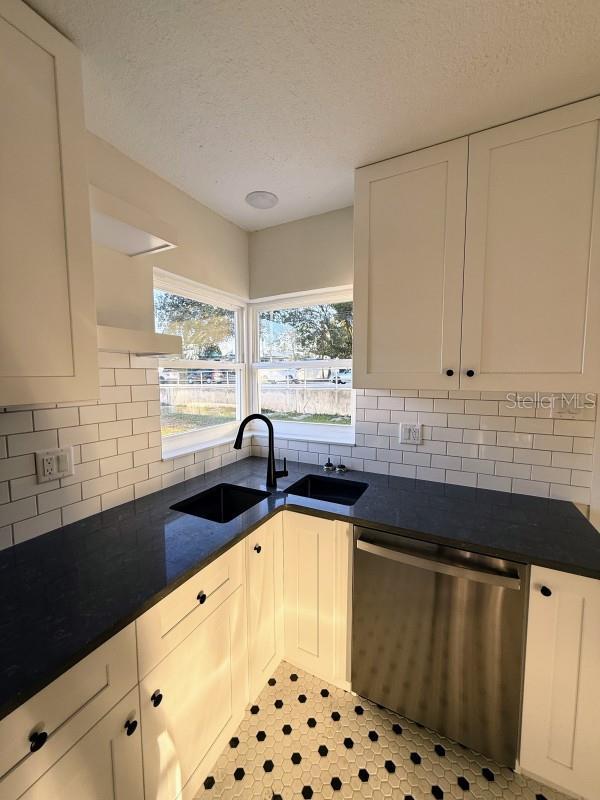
[[161, 431, 251, 461]]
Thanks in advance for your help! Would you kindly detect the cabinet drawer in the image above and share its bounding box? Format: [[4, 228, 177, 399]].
[[136, 542, 244, 678], [0, 624, 136, 795]]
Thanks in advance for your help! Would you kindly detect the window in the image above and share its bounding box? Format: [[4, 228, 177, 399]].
[[153, 270, 246, 453], [252, 291, 353, 439]]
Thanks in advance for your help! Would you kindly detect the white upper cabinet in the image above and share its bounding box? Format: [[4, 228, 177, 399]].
[[462, 98, 600, 391], [354, 96, 600, 391], [0, 0, 98, 405], [353, 138, 468, 389]]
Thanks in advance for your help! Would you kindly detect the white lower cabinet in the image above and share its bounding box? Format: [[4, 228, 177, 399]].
[[520, 566, 600, 799], [282, 512, 352, 687], [15, 689, 143, 800], [139, 586, 248, 800], [246, 515, 284, 700]]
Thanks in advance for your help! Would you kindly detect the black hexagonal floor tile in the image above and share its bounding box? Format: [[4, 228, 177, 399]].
[[282, 724, 292, 735], [354, 704, 364, 715], [358, 768, 369, 782], [263, 760, 274, 773], [318, 744, 328, 757], [320, 688, 329, 697], [482, 767, 495, 781], [256, 730, 266, 742], [268, 678, 276, 686], [203, 775, 215, 790], [301, 786, 313, 799], [307, 717, 317, 728], [272, 795, 282, 800], [368, 730, 378, 741], [410, 752, 422, 765], [392, 722, 403, 735], [457, 776, 470, 791], [331, 711, 341, 721], [385, 760, 396, 773], [233, 767, 245, 781], [274, 699, 284, 709], [432, 786, 444, 799], [290, 673, 298, 681], [229, 736, 239, 748], [250, 705, 259, 715], [291, 752, 302, 765], [535, 795, 548, 800], [331, 777, 342, 791], [298, 694, 307, 703], [434, 744, 446, 757], [343, 737, 354, 749]]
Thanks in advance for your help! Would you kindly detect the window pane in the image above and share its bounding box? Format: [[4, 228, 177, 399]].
[[154, 289, 237, 361], [259, 302, 352, 362], [159, 368, 239, 436], [258, 367, 352, 426]]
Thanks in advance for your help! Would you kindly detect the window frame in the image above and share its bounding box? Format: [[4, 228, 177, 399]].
[[249, 286, 355, 443], [154, 268, 249, 457]]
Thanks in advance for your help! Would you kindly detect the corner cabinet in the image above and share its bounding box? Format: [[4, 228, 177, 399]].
[[0, 0, 98, 406], [353, 96, 600, 391], [520, 566, 600, 799], [283, 512, 352, 688], [246, 515, 284, 700], [353, 138, 468, 390]]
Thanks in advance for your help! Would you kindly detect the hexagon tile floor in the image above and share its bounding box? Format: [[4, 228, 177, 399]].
[[197, 661, 569, 800]]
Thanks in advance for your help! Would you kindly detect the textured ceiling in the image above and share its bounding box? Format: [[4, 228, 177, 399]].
[[28, 0, 600, 230]]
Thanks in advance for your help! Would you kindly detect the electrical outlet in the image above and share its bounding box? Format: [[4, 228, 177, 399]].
[[35, 446, 74, 483], [400, 423, 422, 445]]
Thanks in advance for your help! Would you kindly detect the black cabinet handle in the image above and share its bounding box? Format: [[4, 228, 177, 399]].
[[540, 585, 552, 597], [151, 690, 163, 708], [29, 731, 48, 753], [254, 544, 262, 554], [466, 369, 475, 377], [124, 719, 138, 736], [445, 369, 454, 377], [197, 591, 207, 605]]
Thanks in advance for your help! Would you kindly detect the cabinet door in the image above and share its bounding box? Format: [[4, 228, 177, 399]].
[[353, 138, 467, 389], [0, 0, 97, 405], [462, 97, 600, 391], [140, 587, 248, 800], [283, 512, 337, 681], [15, 689, 143, 800], [520, 566, 600, 799], [246, 516, 283, 699]]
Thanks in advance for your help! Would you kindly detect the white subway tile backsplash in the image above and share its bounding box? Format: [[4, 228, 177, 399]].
[[0, 496, 37, 527], [446, 470, 477, 487], [533, 434, 573, 452], [513, 448, 552, 466], [38, 484, 82, 513], [33, 407, 78, 431], [62, 497, 101, 525], [8, 429, 57, 457], [495, 461, 532, 480], [13, 510, 62, 544], [10, 474, 60, 500], [512, 478, 550, 498], [58, 424, 99, 447], [79, 404, 116, 425], [0, 454, 35, 482], [82, 474, 118, 500], [81, 439, 118, 462], [0, 411, 33, 435], [551, 451, 593, 470], [101, 486, 134, 511], [553, 419, 595, 437]]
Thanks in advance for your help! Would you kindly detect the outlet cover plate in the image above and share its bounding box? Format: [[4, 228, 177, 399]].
[[35, 446, 75, 483], [400, 423, 422, 445]]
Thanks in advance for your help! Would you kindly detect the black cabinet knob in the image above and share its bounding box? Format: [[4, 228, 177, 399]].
[[124, 719, 138, 736], [466, 369, 475, 377], [197, 591, 207, 605], [151, 690, 163, 708], [445, 369, 454, 377], [254, 544, 262, 554], [29, 731, 48, 752], [540, 585, 552, 597]]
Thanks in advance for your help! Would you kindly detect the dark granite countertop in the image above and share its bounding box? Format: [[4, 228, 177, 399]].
[[1, 456, 600, 721]]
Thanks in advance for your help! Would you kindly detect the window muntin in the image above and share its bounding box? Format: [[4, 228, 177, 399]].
[[153, 286, 244, 444]]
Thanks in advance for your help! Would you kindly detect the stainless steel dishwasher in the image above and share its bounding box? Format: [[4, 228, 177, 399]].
[[352, 527, 529, 767]]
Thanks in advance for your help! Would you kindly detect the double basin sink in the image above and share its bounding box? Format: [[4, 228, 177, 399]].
[[171, 473, 368, 523]]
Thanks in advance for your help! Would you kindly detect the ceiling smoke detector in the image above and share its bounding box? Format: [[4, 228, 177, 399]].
[[245, 190, 279, 209]]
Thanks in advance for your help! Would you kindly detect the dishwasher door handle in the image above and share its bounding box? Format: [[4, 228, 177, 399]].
[[356, 538, 521, 590]]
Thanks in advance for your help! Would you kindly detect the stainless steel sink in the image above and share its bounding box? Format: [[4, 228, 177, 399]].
[[285, 474, 368, 506], [171, 483, 270, 523]]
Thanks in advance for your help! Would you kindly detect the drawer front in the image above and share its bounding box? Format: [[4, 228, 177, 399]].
[[136, 542, 244, 678], [0, 624, 136, 793]]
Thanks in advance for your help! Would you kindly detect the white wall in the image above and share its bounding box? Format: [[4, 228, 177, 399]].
[[88, 133, 249, 302], [249, 206, 353, 298]]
